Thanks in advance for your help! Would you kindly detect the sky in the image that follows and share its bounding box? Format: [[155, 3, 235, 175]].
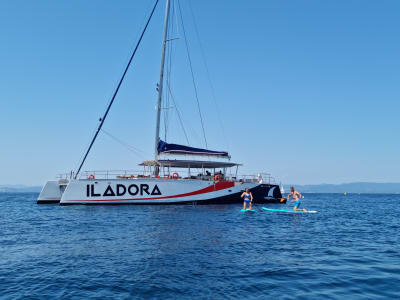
[[1, 0, 400, 186]]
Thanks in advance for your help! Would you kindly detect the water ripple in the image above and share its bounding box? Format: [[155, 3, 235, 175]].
[[0, 193, 400, 299]]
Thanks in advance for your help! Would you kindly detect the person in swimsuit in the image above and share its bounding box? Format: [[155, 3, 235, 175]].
[[241, 188, 253, 210], [287, 186, 307, 212]]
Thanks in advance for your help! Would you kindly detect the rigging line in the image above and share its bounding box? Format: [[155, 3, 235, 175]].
[[165, 44, 172, 141], [165, 0, 181, 143], [163, 33, 169, 140], [165, 1, 192, 146], [187, 0, 229, 152], [164, 0, 178, 142], [177, 0, 208, 149], [166, 80, 190, 145], [164, 3, 174, 141], [74, 0, 160, 178], [163, 15, 169, 141], [173, 0, 180, 37], [99, 1, 157, 120], [167, 0, 176, 139], [100, 129, 147, 159]]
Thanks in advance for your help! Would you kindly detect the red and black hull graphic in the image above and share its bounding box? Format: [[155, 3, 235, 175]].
[[60, 183, 284, 205]]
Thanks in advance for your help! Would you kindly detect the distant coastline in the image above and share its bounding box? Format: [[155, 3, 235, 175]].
[[283, 182, 400, 194], [0, 185, 42, 193]]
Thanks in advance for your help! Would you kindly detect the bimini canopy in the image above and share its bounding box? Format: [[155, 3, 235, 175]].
[[140, 159, 240, 169], [157, 140, 229, 158]]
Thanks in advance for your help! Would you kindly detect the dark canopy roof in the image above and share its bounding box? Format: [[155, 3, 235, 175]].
[[157, 140, 229, 158], [140, 159, 240, 169]]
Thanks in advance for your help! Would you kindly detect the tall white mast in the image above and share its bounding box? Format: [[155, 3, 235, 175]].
[[154, 0, 171, 168]]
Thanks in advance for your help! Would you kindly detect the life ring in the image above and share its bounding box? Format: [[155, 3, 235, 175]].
[[171, 172, 179, 179], [88, 174, 95, 179], [214, 174, 222, 182]]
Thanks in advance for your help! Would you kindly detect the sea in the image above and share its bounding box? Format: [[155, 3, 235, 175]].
[[1, 193, 399, 299]]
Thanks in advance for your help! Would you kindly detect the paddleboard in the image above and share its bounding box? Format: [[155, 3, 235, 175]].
[[261, 207, 317, 214], [240, 209, 256, 213]]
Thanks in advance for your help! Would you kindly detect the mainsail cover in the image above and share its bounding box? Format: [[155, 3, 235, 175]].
[[157, 140, 229, 157]]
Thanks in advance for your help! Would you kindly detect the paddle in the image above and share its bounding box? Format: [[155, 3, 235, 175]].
[[250, 199, 259, 211], [251, 194, 263, 212]]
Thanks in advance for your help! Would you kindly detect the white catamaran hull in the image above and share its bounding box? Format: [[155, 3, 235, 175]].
[[37, 180, 67, 204], [57, 178, 281, 205]]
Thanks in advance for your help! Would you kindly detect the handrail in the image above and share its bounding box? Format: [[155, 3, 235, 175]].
[[57, 169, 277, 184]]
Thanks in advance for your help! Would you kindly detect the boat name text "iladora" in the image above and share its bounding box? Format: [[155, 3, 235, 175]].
[[86, 184, 162, 197]]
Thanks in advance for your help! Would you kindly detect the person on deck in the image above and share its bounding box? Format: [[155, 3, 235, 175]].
[[241, 188, 253, 210], [287, 186, 307, 212]]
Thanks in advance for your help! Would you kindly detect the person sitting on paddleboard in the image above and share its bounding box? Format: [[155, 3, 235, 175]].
[[287, 186, 307, 212], [241, 188, 253, 210]]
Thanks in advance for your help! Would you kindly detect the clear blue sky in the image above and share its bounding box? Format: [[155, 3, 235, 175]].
[[1, 0, 399, 186]]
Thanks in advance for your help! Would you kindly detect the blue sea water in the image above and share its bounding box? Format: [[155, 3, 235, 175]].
[[1, 193, 399, 299]]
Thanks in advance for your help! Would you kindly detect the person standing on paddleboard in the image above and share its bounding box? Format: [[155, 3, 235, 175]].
[[287, 186, 307, 212], [241, 188, 253, 210]]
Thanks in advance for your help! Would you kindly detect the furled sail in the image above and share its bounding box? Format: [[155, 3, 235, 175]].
[[157, 140, 229, 157]]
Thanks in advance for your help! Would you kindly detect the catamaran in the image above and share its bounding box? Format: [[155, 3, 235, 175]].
[[37, 0, 284, 205]]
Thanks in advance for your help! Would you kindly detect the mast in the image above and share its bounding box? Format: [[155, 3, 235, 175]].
[[154, 0, 171, 170]]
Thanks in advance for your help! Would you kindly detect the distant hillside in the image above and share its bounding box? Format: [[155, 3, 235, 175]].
[[1, 182, 400, 194], [283, 182, 400, 194], [0, 185, 42, 193]]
